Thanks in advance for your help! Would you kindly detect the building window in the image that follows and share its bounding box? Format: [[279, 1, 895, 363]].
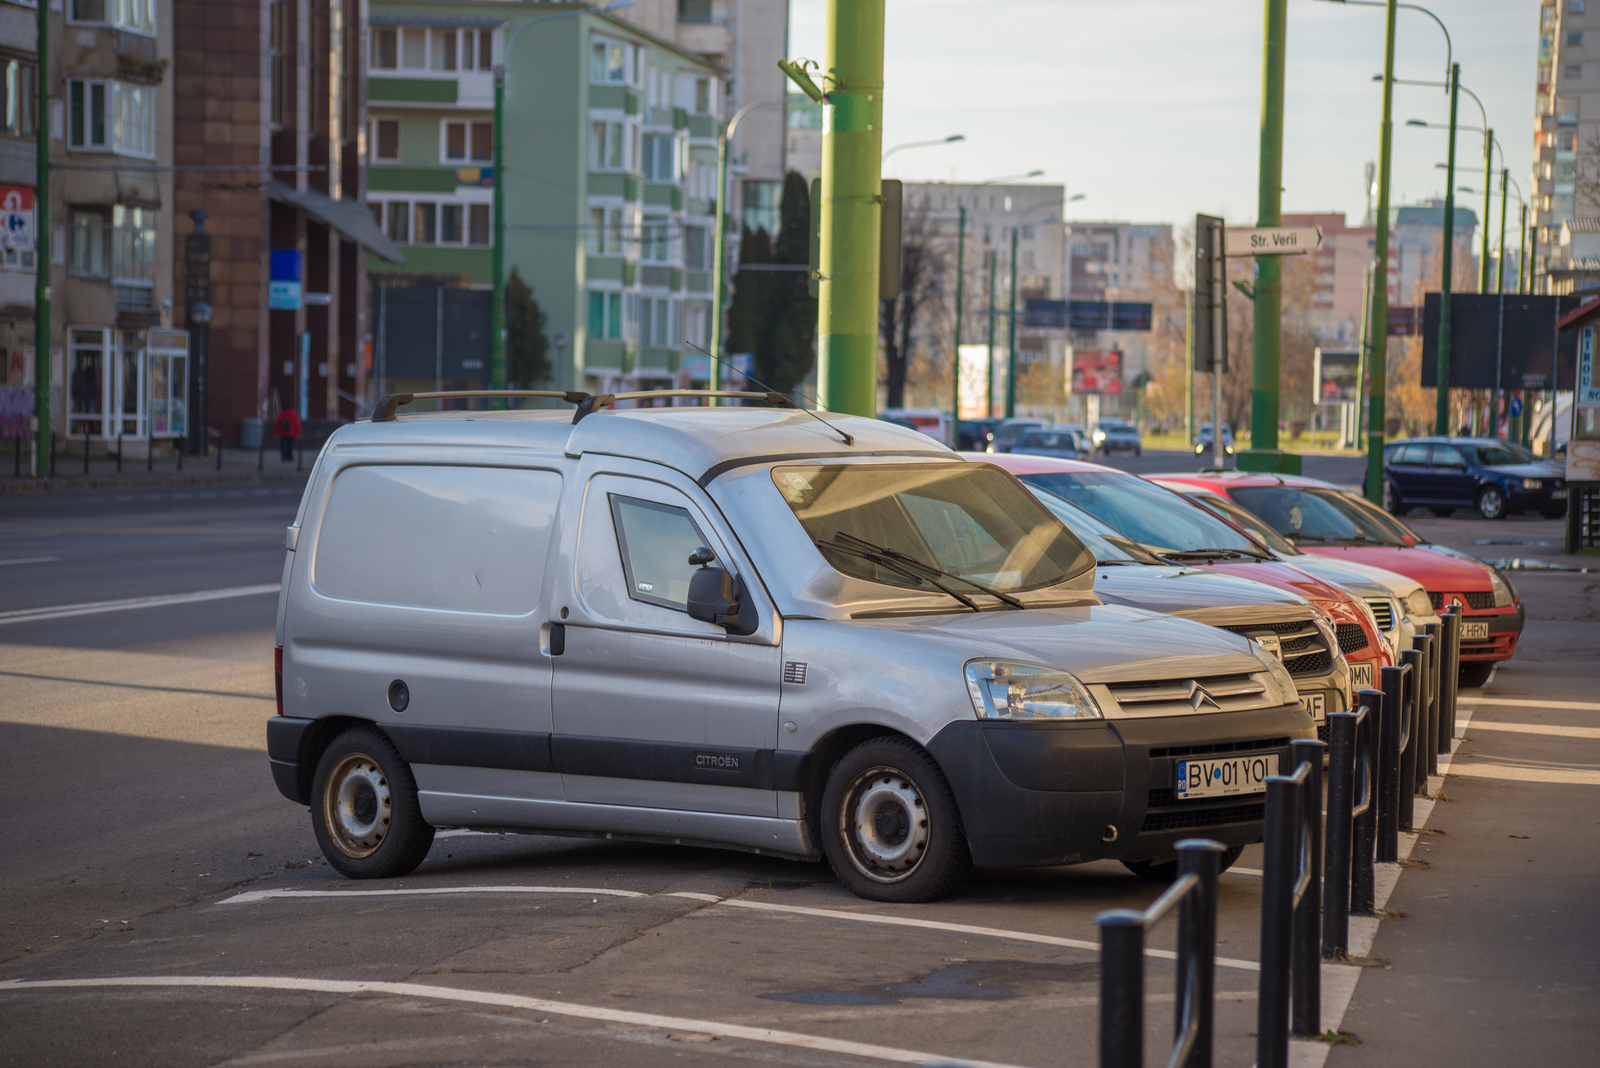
[[1569, 32, 1584, 47], [69, 80, 106, 149], [68, 80, 154, 157], [590, 36, 639, 86], [694, 77, 711, 114], [440, 203, 462, 243], [70, 209, 111, 278], [1566, 63, 1583, 81], [413, 202, 437, 245], [443, 119, 492, 162], [372, 198, 491, 246], [640, 296, 675, 347], [69, 0, 155, 34], [1573, 0, 1586, 14], [385, 201, 410, 244], [372, 25, 493, 72], [372, 118, 400, 162], [112, 205, 156, 284], [468, 203, 490, 245], [683, 226, 707, 269], [69, 327, 109, 437], [371, 27, 398, 69], [682, 300, 710, 349], [641, 215, 673, 263], [587, 204, 626, 255], [589, 119, 637, 172], [588, 290, 625, 340], [641, 134, 681, 182], [3, 59, 37, 138]]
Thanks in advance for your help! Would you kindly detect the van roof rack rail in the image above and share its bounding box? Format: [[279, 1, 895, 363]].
[[372, 390, 591, 422], [571, 390, 797, 423]]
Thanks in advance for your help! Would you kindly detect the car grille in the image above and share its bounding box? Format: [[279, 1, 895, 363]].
[[1429, 590, 1495, 611], [1335, 623, 1370, 654], [1149, 736, 1292, 759], [1140, 797, 1265, 833], [1317, 720, 1331, 744], [1365, 598, 1395, 632], [1104, 672, 1273, 717], [1218, 619, 1336, 680]]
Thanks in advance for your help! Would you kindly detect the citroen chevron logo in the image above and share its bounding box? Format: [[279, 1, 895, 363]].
[[1187, 680, 1221, 711]]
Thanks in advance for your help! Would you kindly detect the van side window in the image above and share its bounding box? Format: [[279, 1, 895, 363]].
[[609, 495, 711, 611]]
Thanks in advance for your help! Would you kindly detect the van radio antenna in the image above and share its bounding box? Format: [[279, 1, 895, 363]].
[[683, 341, 854, 446]]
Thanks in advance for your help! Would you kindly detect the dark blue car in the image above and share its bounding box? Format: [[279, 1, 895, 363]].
[[1379, 437, 1567, 519]]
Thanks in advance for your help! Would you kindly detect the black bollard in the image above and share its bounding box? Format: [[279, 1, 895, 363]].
[[1440, 607, 1462, 752], [1290, 738, 1324, 1037], [1377, 664, 1409, 862]]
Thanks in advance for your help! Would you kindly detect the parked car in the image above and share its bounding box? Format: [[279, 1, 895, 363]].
[[979, 453, 1368, 735], [1011, 427, 1085, 460], [269, 394, 1311, 902], [956, 418, 999, 452], [1094, 421, 1142, 456], [1148, 471, 1523, 687], [1195, 423, 1235, 457], [1153, 481, 1436, 660], [878, 407, 954, 447], [988, 418, 1046, 452], [1378, 437, 1567, 519]]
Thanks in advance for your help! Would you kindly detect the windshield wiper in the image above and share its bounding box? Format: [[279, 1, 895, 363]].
[[815, 539, 981, 612], [1157, 547, 1272, 562], [831, 531, 1027, 609]]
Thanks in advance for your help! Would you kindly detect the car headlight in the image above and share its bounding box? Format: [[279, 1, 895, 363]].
[[964, 661, 1102, 721], [1488, 568, 1516, 608], [1405, 588, 1434, 618], [1522, 478, 1543, 490], [1257, 649, 1299, 705]]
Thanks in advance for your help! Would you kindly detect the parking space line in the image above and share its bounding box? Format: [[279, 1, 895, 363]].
[[0, 976, 1032, 1068], [0, 556, 60, 567], [1465, 720, 1600, 739], [0, 584, 279, 625], [1459, 696, 1600, 712], [218, 885, 649, 906]]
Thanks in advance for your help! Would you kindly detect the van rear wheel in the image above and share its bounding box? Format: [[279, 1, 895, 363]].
[[311, 727, 434, 879], [821, 738, 969, 903], [1123, 844, 1244, 883]]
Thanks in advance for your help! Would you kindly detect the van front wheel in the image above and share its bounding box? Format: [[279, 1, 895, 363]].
[[311, 727, 434, 879], [821, 738, 969, 903]]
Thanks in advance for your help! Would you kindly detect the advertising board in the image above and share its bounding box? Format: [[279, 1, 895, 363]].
[[1313, 348, 1359, 404], [1070, 349, 1122, 395]]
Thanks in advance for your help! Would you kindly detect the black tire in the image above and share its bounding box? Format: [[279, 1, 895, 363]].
[[311, 726, 434, 879], [1477, 485, 1508, 520], [1458, 661, 1495, 689], [1123, 844, 1245, 883], [1383, 479, 1405, 516], [1541, 507, 1567, 520], [1430, 507, 1455, 517], [820, 737, 969, 903], [1134, 447, 1142, 457]]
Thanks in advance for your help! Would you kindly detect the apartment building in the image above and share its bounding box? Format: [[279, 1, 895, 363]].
[[1063, 221, 1174, 408], [1533, 0, 1599, 285], [0, 0, 38, 393], [367, 1, 725, 394]]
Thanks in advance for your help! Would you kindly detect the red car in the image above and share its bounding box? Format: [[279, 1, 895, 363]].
[[976, 454, 1391, 725], [1149, 471, 1522, 687]]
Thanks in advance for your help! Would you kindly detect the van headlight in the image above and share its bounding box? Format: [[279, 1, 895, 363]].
[[1489, 569, 1516, 608], [1258, 649, 1299, 705], [1405, 588, 1433, 618], [964, 661, 1102, 721]]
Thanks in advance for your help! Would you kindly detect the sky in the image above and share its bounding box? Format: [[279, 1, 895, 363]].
[[787, 0, 1538, 239]]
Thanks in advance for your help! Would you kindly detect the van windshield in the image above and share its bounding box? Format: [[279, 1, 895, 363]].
[[773, 462, 1092, 595]]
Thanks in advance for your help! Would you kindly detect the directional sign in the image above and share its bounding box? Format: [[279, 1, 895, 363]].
[[1225, 226, 1322, 257]]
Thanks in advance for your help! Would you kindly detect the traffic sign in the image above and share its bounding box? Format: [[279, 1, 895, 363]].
[[1225, 226, 1322, 256]]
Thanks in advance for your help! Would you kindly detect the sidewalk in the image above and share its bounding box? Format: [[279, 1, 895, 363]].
[[0, 446, 312, 493]]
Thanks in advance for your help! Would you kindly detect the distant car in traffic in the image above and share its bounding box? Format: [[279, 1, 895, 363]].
[[956, 418, 999, 452], [1378, 437, 1566, 519], [1195, 423, 1235, 457], [878, 408, 954, 447], [1094, 421, 1142, 456], [988, 418, 1046, 452], [1011, 427, 1085, 459]]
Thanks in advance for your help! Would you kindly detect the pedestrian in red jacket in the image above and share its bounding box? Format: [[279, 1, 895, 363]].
[[274, 407, 302, 461]]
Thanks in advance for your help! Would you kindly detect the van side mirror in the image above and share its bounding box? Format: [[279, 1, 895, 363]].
[[686, 548, 755, 635]]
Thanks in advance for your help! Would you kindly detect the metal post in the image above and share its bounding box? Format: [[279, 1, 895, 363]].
[[1098, 912, 1144, 1068], [1005, 223, 1019, 418], [1323, 710, 1355, 957], [1364, 0, 1400, 505], [1441, 606, 1462, 747], [816, 0, 885, 416], [1491, 167, 1510, 436], [1355, 261, 1373, 447], [1186, 291, 1195, 446], [1377, 663, 1406, 862], [951, 203, 965, 429], [1177, 840, 1222, 1068], [1290, 738, 1323, 1038], [32, 0, 50, 479], [116, 430, 122, 473], [1352, 689, 1380, 915], [490, 64, 506, 402], [986, 251, 998, 418], [1423, 622, 1444, 769], [709, 123, 730, 391], [1399, 647, 1422, 826], [1246, 0, 1288, 470], [1257, 773, 1301, 1068], [1435, 63, 1460, 435], [1210, 220, 1225, 469], [1479, 130, 1493, 295]]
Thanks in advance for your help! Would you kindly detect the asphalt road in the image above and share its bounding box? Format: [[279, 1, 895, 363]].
[[1, 457, 1593, 1067]]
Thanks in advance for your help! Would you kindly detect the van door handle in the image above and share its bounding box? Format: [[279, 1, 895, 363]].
[[547, 622, 565, 656]]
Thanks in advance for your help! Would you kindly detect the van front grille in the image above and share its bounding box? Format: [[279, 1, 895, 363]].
[[1365, 599, 1395, 631], [1104, 672, 1273, 717], [1284, 650, 1332, 675], [1219, 618, 1336, 680]]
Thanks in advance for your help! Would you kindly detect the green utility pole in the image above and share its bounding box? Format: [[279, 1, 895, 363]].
[[1240, 0, 1295, 473], [950, 204, 965, 426], [816, 0, 885, 416], [1005, 224, 1018, 418], [1478, 130, 1492, 293], [491, 69, 506, 398], [1434, 62, 1459, 435], [1490, 164, 1508, 433], [1364, 0, 1398, 505], [1185, 291, 1194, 446], [985, 251, 997, 418], [33, 0, 50, 476], [1355, 261, 1373, 445], [1518, 203, 1528, 293]]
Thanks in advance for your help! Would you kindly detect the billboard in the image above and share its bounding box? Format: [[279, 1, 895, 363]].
[[1420, 293, 1582, 390], [1070, 349, 1122, 395], [957, 344, 1006, 418], [1313, 348, 1359, 404]]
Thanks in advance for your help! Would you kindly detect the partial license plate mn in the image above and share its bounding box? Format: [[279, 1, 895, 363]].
[[1350, 662, 1373, 689], [1175, 753, 1279, 800], [1462, 621, 1490, 641]]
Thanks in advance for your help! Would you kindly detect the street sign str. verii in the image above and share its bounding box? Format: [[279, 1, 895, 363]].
[[1225, 226, 1323, 257]]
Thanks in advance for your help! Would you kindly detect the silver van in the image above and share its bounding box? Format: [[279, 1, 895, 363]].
[[268, 394, 1315, 902]]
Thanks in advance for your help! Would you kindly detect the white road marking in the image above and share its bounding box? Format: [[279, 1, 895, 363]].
[[0, 976, 1031, 1068], [0, 584, 279, 625], [0, 557, 60, 567], [1459, 696, 1600, 712], [1446, 762, 1600, 786], [1463, 720, 1600, 739], [219, 885, 648, 906], [1227, 867, 1264, 877]]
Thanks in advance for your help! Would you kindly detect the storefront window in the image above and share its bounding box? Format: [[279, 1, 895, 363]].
[[69, 327, 107, 437]]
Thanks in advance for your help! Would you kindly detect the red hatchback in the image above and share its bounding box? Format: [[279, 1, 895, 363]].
[[976, 454, 1390, 722], [1149, 471, 1523, 687]]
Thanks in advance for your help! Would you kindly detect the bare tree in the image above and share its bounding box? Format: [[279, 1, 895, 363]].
[[879, 201, 943, 408]]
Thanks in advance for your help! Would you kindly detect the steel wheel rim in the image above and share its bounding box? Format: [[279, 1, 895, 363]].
[[322, 752, 392, 859], [839, 765, 930, 884], [1479, 488, 1503, 518]]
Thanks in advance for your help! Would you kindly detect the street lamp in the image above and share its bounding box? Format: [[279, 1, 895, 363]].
[[492, 0, 634, 403], [707, 96, 787, 393], [882, 134, 964, 165], [950, 169, 1043, 427]]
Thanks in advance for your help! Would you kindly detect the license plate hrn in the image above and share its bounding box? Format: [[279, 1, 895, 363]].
[[1350, 662, 1373, 689], [1175, 753, 1280, 800], [1462, 621, 1490, 641]]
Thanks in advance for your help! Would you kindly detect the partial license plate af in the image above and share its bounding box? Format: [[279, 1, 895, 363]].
[[1175, 753, 1279, 801]]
